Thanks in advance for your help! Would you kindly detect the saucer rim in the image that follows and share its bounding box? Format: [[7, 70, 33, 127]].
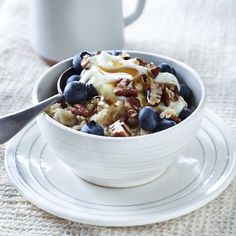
[[4, 108, 236, 226]]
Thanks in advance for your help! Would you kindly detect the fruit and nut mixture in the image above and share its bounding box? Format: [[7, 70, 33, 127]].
[[46, 51, 194, 136]]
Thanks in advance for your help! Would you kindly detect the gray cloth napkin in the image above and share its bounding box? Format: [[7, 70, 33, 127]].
[[0, 0, 236, 235]]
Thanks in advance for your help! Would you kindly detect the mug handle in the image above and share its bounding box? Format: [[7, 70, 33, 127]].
[[124, 0, 146, 26]]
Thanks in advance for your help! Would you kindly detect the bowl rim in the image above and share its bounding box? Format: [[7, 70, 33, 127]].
[[33, 50, 206, 141]]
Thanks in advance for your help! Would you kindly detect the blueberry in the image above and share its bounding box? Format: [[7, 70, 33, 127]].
[[64, 81, 88, 104], [86, 84, 98, 99], [72, 54, 83, 74], [138, 106, 158, 131], [179, 83, 192, 101], [107, 50, 121, 56], [154, 119, 176, 132], [80, 121, 104, 136], [66, 75, 81, 84], [80, 51, 92, 58], [112, 50, 122, 56], [179, 108, 193, 120], [158, 63, 171, 73], [170, 67, 176, 76], [158, 63, 177, 76]]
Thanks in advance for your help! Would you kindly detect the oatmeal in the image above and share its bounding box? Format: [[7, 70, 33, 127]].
[[46, 51, 194, 136]]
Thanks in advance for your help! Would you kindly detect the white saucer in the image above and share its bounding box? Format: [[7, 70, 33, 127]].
[[5, 109, 236, 227]]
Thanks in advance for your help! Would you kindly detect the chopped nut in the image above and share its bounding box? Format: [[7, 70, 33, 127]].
[[160, 109, 178, 119], [125, 97, 141, 118], [114, 88, 138, 97], [109, 120, 131, 137], [171, 85, 179, 101], [146, 62, 156, 69], [95, 50, 101, 55], [136, 58, 148, 66], [147, 82, 162, 106], [122, 52, 130, 60], [161, 85, 170, 106], [81, 55, 90, 69], [161, 84, 179, 102], [148, 83, 178, 107], [150, 66, 160, 78], [114, 78, 130, 87], [114, 78, 138, 97], [140, 74, 151, 90], [70, 104, 90, 117], [167, 88, 176, 101]]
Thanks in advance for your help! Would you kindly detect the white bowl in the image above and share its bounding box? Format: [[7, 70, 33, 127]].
[[33, 51, 206, 188]]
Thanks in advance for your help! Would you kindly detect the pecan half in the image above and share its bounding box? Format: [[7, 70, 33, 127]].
[[115, 88, 138, 97], [70, 104, 90, 117], [171, 85, 179, 101], [81, 55, 90, 69], [125, 97, 141, 118], [136, 58, 148, 66], [161, 85, 170, 106], [150, 66, 160, 78], [140, 74, 151, 90], [147, 82, 162, 106], [114, 78, 138, 97], [146, 62, 156, 69], [114, 78, 131, 87], [109, 120, 131, 137], [95, 50, 101, 55], [160, 109, 178, 119]]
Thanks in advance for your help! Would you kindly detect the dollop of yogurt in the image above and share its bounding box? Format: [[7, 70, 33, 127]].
[[80, 52, 149, 101], [159, 96, 187, 115], [79, 51, 187, 115], [154, 72, 180, 91]]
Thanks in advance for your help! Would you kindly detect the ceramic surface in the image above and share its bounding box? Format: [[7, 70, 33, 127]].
[[31, 0, 146, 61], [33, 51, 206, 188], [5, 109, 236, 226]]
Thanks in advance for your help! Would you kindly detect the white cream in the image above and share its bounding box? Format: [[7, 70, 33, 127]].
[[158, 96, 187, 115], [155, 72, 180, 91], [89, 51, 149, 74], [80, 67, 131, 87], [80, 66, 133, 101], [80, 52, 187, 116], [80, 52, 148, 89], [80, 52, 150, 100]]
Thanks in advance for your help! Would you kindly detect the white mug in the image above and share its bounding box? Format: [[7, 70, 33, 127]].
[[31, 0, 146, 63]]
